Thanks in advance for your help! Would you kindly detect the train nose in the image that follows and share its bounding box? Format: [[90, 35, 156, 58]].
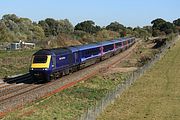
[[31, 55, 51, 69]]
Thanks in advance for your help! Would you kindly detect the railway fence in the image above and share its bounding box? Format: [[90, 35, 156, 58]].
[[79, 36, 179, 120]]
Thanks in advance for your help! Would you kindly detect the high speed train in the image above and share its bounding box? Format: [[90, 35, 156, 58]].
[[29, 37, 135, 81]]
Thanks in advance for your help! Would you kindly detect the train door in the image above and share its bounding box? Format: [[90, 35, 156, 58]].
[[100, 46, 103, 56], [68, 53, 73, 67], [113, 43, 116, 50], [74, 52, 79, 64], [52, 55, 56, 69]]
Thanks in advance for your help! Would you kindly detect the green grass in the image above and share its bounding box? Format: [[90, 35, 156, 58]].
[[97, 39, 180, 120], [0, 49, 37, 78], [3, 73, 128, 120]]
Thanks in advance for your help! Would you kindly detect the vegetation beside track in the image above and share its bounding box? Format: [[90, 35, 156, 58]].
[[3, 73, 128, 120], [0, 49, 37, 78], [97, 37, 180, 120]]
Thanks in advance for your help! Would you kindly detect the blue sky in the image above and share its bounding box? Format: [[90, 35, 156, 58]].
[[0, 0, 180, 27]]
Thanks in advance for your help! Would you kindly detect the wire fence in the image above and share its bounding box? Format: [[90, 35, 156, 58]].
[[79, 36, 179, 120]]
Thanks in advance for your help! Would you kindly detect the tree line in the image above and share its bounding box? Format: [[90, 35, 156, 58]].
[[0, 14, 180, 44]]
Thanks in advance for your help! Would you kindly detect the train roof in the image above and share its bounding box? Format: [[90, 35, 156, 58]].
[[74, 43, 102, 50], [50, 48, 71, 55], [96, 40, 115, 46], [67, 46, 79, 53], [34, 48, 71, 56], [109, 39, 122, 43], [33, 49, 53, 55], [120, 37, 134, 41]]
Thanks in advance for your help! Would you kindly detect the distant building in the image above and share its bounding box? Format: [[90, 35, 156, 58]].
[[10, 43, 21, 50], [8, 41, 35, 50]]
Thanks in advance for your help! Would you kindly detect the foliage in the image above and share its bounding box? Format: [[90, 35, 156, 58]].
[[0, 14, 45, 42], [133, 27, 151, 40], [58, 19, 74, 33], [151, 18, 175, 36], [106, 21, 125, 32], [95, 29, 120, 41], [173, 18, 180, 26], [74, 20, 101, 34], [1, 13, 180, 46], [173, 18, 180, 33], [38, 18, 74, 37]]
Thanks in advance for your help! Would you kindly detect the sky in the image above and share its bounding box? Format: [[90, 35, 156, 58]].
[[0, 0, 180, 27]]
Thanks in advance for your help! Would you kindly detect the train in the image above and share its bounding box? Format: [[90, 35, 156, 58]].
[[29, 37, 135, 81]]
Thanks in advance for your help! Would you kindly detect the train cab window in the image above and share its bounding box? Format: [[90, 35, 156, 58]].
[[33, 56, 47, 63]]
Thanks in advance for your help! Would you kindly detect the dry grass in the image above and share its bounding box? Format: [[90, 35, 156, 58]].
[[97, 39, 180, 120]]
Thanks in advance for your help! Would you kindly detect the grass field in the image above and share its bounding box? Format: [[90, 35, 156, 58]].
[[0, 49, 37, 78], [97, 38, 180, 120], [2, 73, 128, 120]]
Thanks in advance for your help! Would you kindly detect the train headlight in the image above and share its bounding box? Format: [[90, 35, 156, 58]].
[[43, 68, 48, 70]]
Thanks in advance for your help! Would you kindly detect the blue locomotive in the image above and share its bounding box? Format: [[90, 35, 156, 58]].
[[29, 37, 135, 81]]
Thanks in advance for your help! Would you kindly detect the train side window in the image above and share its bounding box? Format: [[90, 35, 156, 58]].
[[83, 48, 100, 58], [123, 41, 126, 45], [104, 44, 114, 52], [116, 42, 122, 48]]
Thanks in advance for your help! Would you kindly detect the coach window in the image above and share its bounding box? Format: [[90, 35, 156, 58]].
[[104, 44, 114, 52], [116, 42, 122, 48], [123, 41, 126, 45]]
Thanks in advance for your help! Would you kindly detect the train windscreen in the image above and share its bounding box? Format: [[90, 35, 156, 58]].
[[33, 56, 47, 63]]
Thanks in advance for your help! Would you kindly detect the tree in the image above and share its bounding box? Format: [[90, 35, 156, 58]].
[[38, 18, 59, 36], [39, 18, 74, 37], [2, 14, 19, 23], [151, 18, 175, 36], [75, 20, 101, 34], [45, 18, 59, 36], [106, 21, 125, 32], [96, 29, 120, 41], [173, 18, 180, 26], [31, 25, 45, 40], [0, 14, 45, 42], [133, 26, 151, 40], [143, 26, 152, 34], [58, 19, 74, 33], [160, 22, 174, 34], [38, 20, 50, 37], [151, 18, 166, 30], [173, 18, 180, 33]]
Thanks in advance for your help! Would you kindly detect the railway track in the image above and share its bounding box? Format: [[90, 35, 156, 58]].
[[0, 41, 139, 116], [3, 73, 32, 84]]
